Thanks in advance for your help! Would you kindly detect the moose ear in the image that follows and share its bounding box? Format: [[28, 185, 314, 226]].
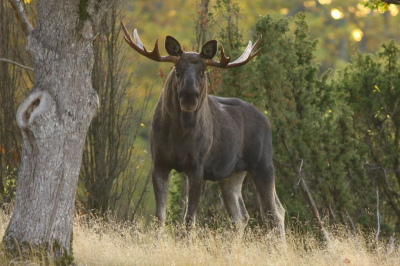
[[165, 36, 183, 56], [200, 40, 218, 59]]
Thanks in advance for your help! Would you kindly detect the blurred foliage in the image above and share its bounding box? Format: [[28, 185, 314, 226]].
[[167, 170, 185, 223], [2, 166, 18, 202], [361, 0, 399, 12]]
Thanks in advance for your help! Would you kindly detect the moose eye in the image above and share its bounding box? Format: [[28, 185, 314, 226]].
[[175, 69, 181, 78]]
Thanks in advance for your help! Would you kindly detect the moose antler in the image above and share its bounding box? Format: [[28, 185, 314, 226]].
[[206, 35, 262, 68], [121, 21, 178, 64]]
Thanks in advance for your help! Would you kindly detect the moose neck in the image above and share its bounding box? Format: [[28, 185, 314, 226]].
[[161, 70, 209, 132]]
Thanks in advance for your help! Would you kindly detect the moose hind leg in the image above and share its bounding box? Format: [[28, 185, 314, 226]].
[[219, 172, 249, 230], [275, 189, 285, 231], [250, 165, 285, 240]]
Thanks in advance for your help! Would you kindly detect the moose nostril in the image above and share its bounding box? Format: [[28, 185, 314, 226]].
[[192, 90, 200, 98], [189, 88, 200, 98]]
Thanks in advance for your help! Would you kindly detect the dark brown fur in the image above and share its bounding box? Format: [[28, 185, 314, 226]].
[[150, 42, 285, 238]]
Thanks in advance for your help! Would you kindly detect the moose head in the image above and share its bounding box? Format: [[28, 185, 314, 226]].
[[120, 21, 261, 113]]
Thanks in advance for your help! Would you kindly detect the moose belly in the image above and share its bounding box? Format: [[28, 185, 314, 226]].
[[203, 154, 246, 182]]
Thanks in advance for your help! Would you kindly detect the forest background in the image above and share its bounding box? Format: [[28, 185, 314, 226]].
[[1, 0, 400, 243]]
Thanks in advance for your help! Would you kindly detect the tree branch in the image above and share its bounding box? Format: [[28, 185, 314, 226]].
[[8, 0, 33, 36], [344, 208, 358, 235], [0, 58, 33, 72], [376, 187, 380, 246], [383, 0, 400, 5]]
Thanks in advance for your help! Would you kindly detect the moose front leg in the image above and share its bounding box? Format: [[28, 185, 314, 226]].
[[184, 167, 204, 229], [152, 165, 171, 228]]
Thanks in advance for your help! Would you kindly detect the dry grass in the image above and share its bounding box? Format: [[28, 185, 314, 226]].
[[0, 209, 398, 265]]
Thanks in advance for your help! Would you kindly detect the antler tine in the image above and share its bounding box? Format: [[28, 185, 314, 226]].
[[219, 44, 232, 67], [232, 41, 253, 64], [120, 21, 178, 64], [206, 35, 262, 69], [249, 34, 262, 58], [133, 29, 144, 49]]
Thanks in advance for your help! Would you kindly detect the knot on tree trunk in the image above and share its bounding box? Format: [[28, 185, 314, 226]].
[[16, 89, 53, 130]]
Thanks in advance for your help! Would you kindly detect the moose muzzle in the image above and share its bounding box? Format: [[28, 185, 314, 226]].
[[179, 78, 200, 112]]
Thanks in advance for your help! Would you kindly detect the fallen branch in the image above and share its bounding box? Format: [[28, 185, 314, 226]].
[[298, 175, 331, 244], [345, 208, 358, 235], [376, 187, 380, 246], [389, 235, 395, 254]]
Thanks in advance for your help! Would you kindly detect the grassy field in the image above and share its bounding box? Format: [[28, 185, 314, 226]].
[[0, 209, 398, 265]]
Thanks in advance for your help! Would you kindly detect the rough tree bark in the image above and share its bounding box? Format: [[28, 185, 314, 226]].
[[2, 0, 111, 262]]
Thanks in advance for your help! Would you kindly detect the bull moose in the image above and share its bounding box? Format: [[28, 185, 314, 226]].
[[121, 22, 285, 238]]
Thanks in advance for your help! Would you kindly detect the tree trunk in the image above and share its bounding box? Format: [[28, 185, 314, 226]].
[[2, 0, 110, 261]]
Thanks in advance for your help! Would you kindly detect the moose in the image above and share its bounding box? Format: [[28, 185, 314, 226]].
[[121, 22, 285, 238]]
